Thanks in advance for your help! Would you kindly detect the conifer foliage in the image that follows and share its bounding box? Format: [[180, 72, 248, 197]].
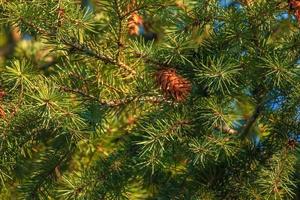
[[0, 0, 300, 199]]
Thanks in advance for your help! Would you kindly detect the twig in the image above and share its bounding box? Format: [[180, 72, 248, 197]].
[[240, 100, 265, 138], [134, 52, 174, 69], [59, 86, 168, 107], [62, 39, 136, 75], [20, 17, 53, 36], [121, 3, 178, 20], [19, 18, 136, 75]]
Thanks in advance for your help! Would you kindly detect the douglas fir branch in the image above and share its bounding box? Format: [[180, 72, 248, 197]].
[[0, 0, 300, 199]]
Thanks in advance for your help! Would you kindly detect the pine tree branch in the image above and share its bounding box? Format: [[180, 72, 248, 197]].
[[61, 38, 136, 75], [59, 86, 169, 106], [240, 100, 264, 138], [18, 18, 136, 75], [95, 75, 123, 94], [27, 149, 73, 199], [111, 0, 126, 65], [135, 52, 174, 69], [19, 17, 53, 36], [120, 2, 178, 20], [102, 95, 170, 106], [68, 71, 122, 94]]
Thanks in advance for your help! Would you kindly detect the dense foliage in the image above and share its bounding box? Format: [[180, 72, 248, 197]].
[[0, 0, 300, 199]]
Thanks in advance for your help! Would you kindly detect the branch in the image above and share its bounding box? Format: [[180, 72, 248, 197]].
[[19, 18, 136, 75], [27, 149, 74, 199], [240, 100, 264, 138], [59, 86, 169, 107], [61, 38, 136, 75], [19, 17, 53, 36], [134, 52, 174, 69], [121, 3, 178, 20]]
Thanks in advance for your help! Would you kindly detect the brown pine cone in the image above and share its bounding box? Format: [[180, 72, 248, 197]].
[[155, 68, 191, 102]]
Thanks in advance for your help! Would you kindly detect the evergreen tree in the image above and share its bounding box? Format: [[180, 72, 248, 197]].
[[0, 0, 300, 199]]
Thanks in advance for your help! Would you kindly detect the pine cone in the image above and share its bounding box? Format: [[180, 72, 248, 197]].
[[155, 68, 191, 102]]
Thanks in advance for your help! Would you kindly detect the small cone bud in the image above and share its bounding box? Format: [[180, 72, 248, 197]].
[[127, 0, 144, 36], [128, 12, 144, 36], [0, 106, 5, 119]]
